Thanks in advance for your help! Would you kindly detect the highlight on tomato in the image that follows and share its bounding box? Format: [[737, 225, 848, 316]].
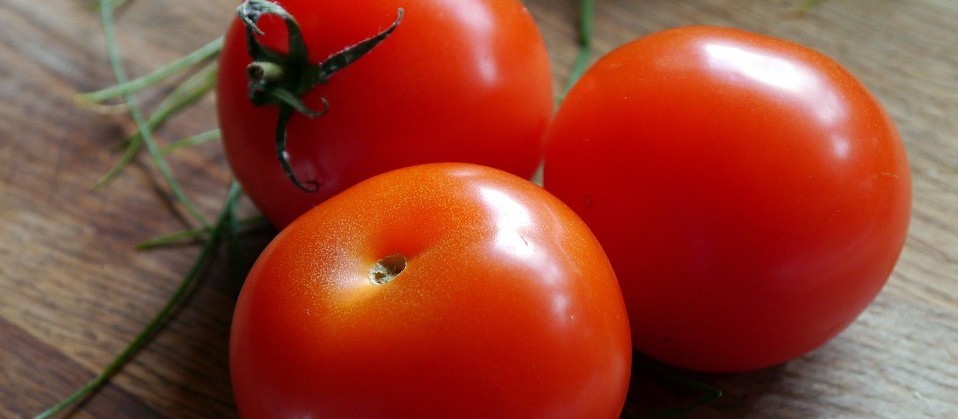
[[216, 0, 554, 228], [229, 163, 633, 418], [543, 26, 911, 372]]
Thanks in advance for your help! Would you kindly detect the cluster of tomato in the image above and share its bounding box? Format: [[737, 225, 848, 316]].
[[217, 1, 911, 417]]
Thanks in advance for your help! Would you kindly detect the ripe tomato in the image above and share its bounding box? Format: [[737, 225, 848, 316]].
[[216, 0, 553, 228], [544, 26, 911, 372], [229, 163, 632, 418]]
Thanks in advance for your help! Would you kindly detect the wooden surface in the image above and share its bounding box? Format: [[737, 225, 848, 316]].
[[1, 0, 956, 417]]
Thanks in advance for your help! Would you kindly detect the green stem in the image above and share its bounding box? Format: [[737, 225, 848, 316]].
[[148, 63, 219, 127], [108, 0, 133, 10], [94, 62, 218, 190], [33, 182, 242, 419], [76, 37, 223, 104], [161, 128, 222, 156], [557, 0, 595, 106], [136, 227, 208, 250], [795, 0, 826, 13], [98, 0, 209, 226], [246, 61, 284, 83], [238, 0, 403, 192], [136, 214, 269, 250]]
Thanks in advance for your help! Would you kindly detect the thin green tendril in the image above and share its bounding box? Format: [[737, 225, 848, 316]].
[[161, 128, 222, 156], [90, 0, 210, 227], [76, 37, 223, 104], [94, 63, 218, 190], [33, 182, 241, 419], [136, 214, 269, 250]]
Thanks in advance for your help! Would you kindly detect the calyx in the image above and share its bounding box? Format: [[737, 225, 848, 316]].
[[237, 0, 404, 192]]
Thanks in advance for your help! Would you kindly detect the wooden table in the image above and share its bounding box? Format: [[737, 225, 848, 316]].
[[2, 0, 956, 417]]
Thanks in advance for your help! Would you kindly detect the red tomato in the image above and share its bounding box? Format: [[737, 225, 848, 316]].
[[216, 0, 553, 228], [229, 163, 632, 418], [544, 26, 911, 372]]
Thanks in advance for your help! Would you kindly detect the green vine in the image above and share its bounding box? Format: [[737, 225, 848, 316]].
[[34, 1, 234, 416], [75, 37, 223, 104], [94, 62, 219, 189], [33, 182, 242, 419], [89, 0, 209, 226]]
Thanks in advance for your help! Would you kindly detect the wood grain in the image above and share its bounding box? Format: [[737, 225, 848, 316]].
[[1, 0, 956, 417]]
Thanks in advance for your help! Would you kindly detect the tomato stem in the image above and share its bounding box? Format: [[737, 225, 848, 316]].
[[236, 0, 403, 192], [247, 61, 284, 83]]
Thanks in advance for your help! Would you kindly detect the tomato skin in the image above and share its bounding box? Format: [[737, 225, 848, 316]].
[[543, 26, 911, 372], [229, 163, 632, 418], [216, 0, 554, 228]]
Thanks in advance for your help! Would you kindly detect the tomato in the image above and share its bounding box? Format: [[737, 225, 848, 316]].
[[229, 163, 632, 418], [543, 26, 911, 372], [217, 0, 553, 228]]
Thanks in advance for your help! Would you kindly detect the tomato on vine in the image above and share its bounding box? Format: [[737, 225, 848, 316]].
[[229, 163, 632, 418], [544, 26, 912, 371], [217, 0, 554, 227]]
